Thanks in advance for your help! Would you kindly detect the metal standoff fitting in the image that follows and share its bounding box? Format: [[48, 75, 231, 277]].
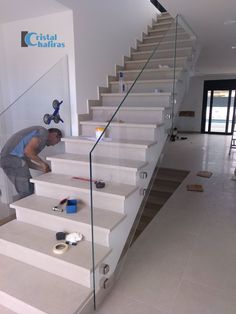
[[139, 171, 148, 179], [100, 277, 112, 290], [99, 263, 110, 275], [139, 188, 147, 196]]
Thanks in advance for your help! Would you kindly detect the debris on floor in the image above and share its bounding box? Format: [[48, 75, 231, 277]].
[[186, 184, 204, 192], [197, 171, 213, 178]]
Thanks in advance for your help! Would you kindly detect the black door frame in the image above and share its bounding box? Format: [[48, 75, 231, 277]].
[[201, 79, 236, 135]]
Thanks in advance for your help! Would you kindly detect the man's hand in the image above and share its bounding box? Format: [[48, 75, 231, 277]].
[[41, 162, 51, 173]]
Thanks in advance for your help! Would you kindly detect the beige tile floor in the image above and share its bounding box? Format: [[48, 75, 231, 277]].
[[96, 133, 236, 314]]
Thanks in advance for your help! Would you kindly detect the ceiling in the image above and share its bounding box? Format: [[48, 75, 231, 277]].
[[161, 0, 236, 75], [0, 0, 69, 23], [0, 0, 236, 76]]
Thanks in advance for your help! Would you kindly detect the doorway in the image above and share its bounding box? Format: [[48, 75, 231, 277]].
[[201, 80, 236, 134]]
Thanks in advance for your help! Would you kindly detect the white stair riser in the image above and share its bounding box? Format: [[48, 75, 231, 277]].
[[33, 182, 128, 213], [97, 143, 165, 277], [0, 239, 92, 287], [15, 207, 109, 246], [92, 107, 166, 124], [152, 22, 172, 29], [143, 33, 189, 44], [131, 48, 192, 60], [110, 80, 173, 93], [156, 15, 172, 22], [95, 190, 145, 282], [101, 94, 171, 107], [137, 41, 192, 52], [148, 26, 183, 36], [80, 124, 158, 141], [125, 58, 186, 70], [0, 291, 44, 314], [64, 141, 147, 161], [50, 160, 139, 185], [148, 27, 174, 36], [119, 69, 179, 81]]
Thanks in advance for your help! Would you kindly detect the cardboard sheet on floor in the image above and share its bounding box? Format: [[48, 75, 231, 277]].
[[186, 184, 204, 192], [197, 171, 213, 178]]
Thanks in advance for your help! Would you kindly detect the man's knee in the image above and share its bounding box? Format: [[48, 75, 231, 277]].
[[15, 175, 34, 198]]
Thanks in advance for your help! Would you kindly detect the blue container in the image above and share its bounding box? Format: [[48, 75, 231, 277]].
[[66, 199, 77, 214]]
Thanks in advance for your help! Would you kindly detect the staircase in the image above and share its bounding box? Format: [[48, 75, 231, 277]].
[[0, 12, 197, 313], [132, 167, 190, 242]]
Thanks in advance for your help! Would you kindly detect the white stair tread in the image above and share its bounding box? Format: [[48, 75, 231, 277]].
[[47, 153, 148, 171], [143, 29, 185, 38], [148, 24, 182, 31], [62, 136, 156, 148], [31, 172, 138, 199], [110, 79, 173, 85], [138, 39, 191, 47], [11, 194, 126, 231], [125, 57, 186, 64], [91, 106, 166, 111], [153, 20, 172, 25], [132, 47, 192, 55], [80, 120, 161, 128], [0, 305, 16, 314], [0, 220, 111, 271], [121, 67, 180, 73], [101, 92, 171, 96], [0, 254, 92, 314]]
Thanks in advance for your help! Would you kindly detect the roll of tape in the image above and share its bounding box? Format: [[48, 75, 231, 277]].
[[53, 243, 69, 255]]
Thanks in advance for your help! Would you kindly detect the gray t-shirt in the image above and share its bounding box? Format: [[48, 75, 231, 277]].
[[1, 126, 48, 158]]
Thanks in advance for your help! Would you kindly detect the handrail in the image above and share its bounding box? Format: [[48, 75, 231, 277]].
[[0, 55, 67, 117]]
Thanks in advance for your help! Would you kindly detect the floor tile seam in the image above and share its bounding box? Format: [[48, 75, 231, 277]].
[[109, 287, 167, 313], [168, 243, 204, 314], [195, 228, 236, 248], [151, 216, 203, 239], [168, 268, 188, 314], [177, 277, 236, 301]]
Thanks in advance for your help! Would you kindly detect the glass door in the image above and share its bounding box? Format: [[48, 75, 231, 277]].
[[201, 80, 236, 134]]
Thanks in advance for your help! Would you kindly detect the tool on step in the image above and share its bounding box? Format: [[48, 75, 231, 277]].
[[52, 198, 68, 212], [66, 199, 78, 214], [72, 176, 106, 189], [52, 243, 69, 255], [65, 232, 84, 246], [56, 232, 67, 241]]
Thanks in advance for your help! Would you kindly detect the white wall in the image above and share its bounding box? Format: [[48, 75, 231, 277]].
[[0, 10, 77, 135], [0, 10, 77, 203], [176, 74, 236, 132], [59, 0, 157, 114], [0, 25, 10, 111]]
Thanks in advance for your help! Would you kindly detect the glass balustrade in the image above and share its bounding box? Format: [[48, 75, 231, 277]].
[[88, 15, 197, 309]]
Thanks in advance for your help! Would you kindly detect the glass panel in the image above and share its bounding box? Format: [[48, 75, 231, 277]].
[[210, 90, 229, 133], [205, 90, 212, 132], [0, 56, 70, 205], [228, 90, 235, 133], [88, 15, 196, 308]]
